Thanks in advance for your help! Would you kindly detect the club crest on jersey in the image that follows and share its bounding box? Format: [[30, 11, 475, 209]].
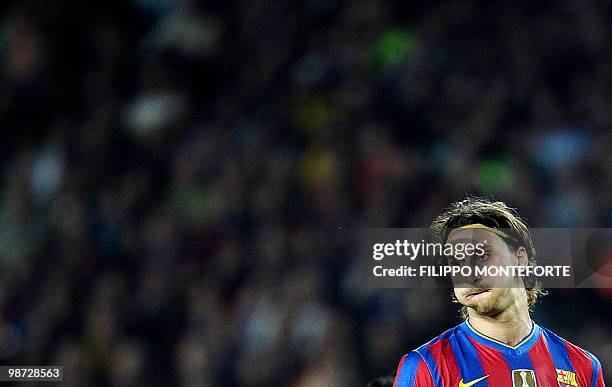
[[512, 369, 537, 387], [556, 369, 578, 387]]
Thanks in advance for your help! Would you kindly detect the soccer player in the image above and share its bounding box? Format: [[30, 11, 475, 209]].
[[393, 198, 605, 387]]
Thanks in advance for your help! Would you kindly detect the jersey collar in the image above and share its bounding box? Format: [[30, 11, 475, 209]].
[[460, 318, 541, 355]]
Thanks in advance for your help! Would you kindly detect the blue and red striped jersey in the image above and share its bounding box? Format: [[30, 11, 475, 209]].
[[394, 320, 605, 387]]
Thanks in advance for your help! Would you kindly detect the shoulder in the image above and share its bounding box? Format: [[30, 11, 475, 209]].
[[395, 325, 463, 384], [394, 351, 432, 387], [540, 325, 599, 359], [413, 324, 462, 358], [539, 325, 603, 377], [562, 335, 603, 378], [396, 351, 426, 373]]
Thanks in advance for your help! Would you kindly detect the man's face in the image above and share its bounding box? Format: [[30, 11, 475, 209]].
[[447, 228, 524, 316]]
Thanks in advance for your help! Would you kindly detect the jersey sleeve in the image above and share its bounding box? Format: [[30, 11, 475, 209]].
[[590, 353, 605, 387], [393, 351, 434, 387]]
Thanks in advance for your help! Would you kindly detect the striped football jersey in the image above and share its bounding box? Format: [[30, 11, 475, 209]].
[[394, 320, 605, 387]]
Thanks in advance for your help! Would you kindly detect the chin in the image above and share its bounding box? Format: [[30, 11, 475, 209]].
[[461, 292, 500, 315], [473, 302, 502, 316]]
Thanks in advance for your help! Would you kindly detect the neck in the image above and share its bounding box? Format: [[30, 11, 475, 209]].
[[467, 297, 532, 346]]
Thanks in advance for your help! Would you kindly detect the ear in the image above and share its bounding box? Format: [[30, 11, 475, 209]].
[[516, 246, 528, 266]]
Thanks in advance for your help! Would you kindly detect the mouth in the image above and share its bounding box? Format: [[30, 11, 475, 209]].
[[465, 289, 490, 299]]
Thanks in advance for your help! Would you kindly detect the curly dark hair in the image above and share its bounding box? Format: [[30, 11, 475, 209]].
[[431, 197, 547, 319]]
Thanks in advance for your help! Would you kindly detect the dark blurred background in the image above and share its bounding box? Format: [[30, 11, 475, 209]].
[[0, 0, 610, 385]]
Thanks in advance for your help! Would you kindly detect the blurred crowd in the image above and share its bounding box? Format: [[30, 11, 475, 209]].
[[0, 0, 611, 385]]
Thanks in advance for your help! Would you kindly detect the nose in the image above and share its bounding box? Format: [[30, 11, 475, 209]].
[[464, 259, 482, 286]]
